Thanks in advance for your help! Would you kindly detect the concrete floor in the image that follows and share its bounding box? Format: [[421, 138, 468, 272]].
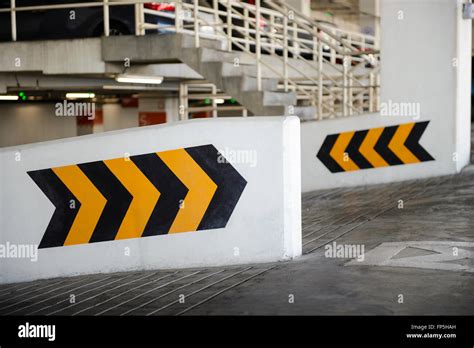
[[1, 148, 473, 315]]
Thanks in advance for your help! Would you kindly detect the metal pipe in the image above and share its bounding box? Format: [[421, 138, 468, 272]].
[[10, 0, 16, 42], [255, 0, 262, 91], [318, 35, 323, 120], [134, 3, 139, 35], [283, 14, 288, 92], [227, 0, 232, 52], [175, 1, 182, 32], [212, 85, 218, 118], [193, 0, 199, 47], [103, 0, 109, 37]]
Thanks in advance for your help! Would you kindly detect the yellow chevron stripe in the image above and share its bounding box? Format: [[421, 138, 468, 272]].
[[158, 148, 217, 233], [388, 123, 420, 164], [358, 127, 389, 168], [330, 132, 359, 172], [104, 158, 160, 240], [52, 165, 106, 246]]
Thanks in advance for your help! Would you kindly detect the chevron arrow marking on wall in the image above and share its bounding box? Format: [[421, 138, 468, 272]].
[[317, 121, 434, 173], [27, 144, 247, 249]]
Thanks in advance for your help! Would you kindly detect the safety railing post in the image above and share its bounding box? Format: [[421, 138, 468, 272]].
[[292, 21, 298, 59], [369, 71, 374, 113], [343, 54, 348, 116], [179, 82, 189, 121], [212, 0, 218, 38], [255, 0, 262, 91], [134, 2, 144, 36], [10, 0, 16, 42], [103, 0, 110, 37], [244, 6, 250, 51], [134, 3, 139, 35], [212, 85, 218, 118], [227, 0, 232, 52], [179, 82, 184, 121], [283, 14, 288, 92], [317, 34, 323, 120], [348, 71, 353, 116], [175, 1, 182, 32], [376, 73, 380, 111], [193, 0, 200, 48], [269, 14, 275, 54], [139, 2, 145, 35]]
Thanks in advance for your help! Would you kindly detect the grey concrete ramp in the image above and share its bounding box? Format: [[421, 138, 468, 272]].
[[1, 168, 473, 315]]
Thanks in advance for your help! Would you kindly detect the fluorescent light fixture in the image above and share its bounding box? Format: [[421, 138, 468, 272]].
[[0, 95, 19, 101], [215, 98, 225, 104], [115, 75, 164, 85], [66, 93, 95, 99], [103, 85, 164, 91]]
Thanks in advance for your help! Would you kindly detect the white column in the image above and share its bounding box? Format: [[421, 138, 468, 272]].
[[380, 0, 472, 172]]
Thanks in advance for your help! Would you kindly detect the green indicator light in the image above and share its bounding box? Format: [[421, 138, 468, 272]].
[[204, 98, 211, 105], [230, 98, 237, 104]]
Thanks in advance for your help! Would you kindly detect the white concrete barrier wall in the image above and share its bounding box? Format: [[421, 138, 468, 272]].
[[0, 116, 301, 284], [301, 113, 453, 192], [302, 0, 471, 193]]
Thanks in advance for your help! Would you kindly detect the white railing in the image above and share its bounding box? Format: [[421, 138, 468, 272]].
[[179, 81, 247, 120], [1, 0, 380, 119], [140, 0, 380, 119]]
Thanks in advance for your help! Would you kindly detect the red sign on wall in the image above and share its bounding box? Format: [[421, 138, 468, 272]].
[[139, 111, 167, 126]]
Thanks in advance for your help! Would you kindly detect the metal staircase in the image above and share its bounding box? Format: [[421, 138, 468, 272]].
[[140, 0, 380, 120], [2, 0, 380, 120]]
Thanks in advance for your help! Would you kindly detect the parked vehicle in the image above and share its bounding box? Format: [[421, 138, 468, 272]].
[[0, 0, 224, 42], [0, 0, 136, 41]]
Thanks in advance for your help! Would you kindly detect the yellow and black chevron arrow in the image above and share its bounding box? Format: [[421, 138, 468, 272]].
[[317, 121, 434, 173], [27, 145, 247, 249]]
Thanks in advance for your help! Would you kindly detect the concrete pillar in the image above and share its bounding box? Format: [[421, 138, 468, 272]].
[[103, 102, 139, 131], [380, 0, 472, 172], [138, 94, 180, 125], [359, 0, 380, 48]]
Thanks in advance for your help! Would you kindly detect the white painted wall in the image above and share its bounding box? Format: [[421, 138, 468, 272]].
[[0, 103, 77, 147], [138, 95, 180, 123], [0, 116, 301, 284], [380, 0, 471, 173], [301, 0, 471, 192], [102, 103, 138, 131]]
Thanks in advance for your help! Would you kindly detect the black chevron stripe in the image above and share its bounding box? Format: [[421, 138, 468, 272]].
[[27, 169, 80, 249], [346, 130, 373, 169], [185, 145, 247, 230], [405, 121, 434, 162], [78, 161, 132, 243], [374, 126, 404, 166], [316, 134, 345, 173], [131, 153, 188, 236]]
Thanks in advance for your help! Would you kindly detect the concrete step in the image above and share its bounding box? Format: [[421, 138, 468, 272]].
[[293, 106, 317, 120], [242, 91, 297, 107], [223, 75, 279, 92], [199, 62, 257, 78], [198, 47, 256, 65], [180, 34, 225, 50]]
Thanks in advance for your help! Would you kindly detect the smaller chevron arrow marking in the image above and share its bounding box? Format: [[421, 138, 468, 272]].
[[28, 144, 247, 249], [317, 121, 434, 173]]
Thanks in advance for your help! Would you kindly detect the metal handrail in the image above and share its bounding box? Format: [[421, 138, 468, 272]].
[[3, 0, 380, 119]]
